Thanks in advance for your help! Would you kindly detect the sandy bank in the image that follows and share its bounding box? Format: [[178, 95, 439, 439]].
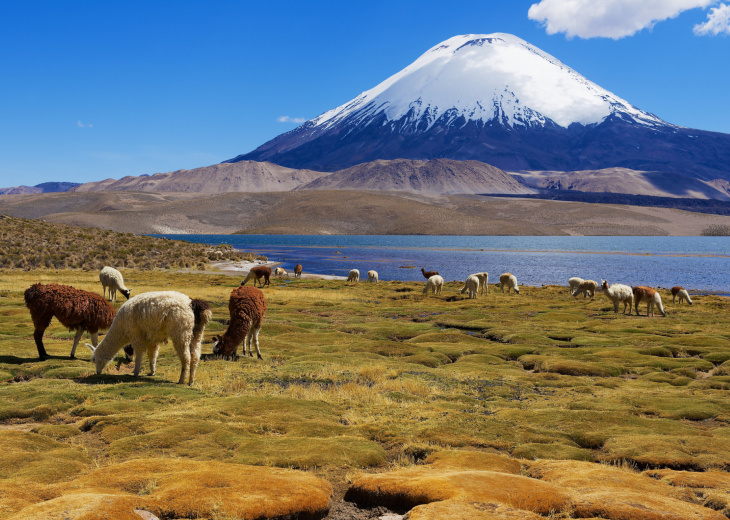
[[209, 260, 347, 281]]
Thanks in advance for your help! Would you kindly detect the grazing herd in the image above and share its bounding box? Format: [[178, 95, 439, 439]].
[[21, 259, 698, 385]]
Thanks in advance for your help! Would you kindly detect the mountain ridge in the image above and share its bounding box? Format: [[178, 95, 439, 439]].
[[70, 161, 328, 193], [295, 158, 534, 195]]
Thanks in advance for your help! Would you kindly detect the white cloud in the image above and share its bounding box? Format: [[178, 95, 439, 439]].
[[77, 121, 93, 128], [528, 0, 715, 39], [277, 116, 307, 124], [694, 3, 730, 34]]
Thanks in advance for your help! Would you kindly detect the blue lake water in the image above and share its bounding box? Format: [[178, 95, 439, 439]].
[[152, 235, 730, 293]]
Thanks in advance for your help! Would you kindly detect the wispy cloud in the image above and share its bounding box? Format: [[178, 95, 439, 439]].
[[694, 3, 730, 34], [528, 0, 715, 39], [277, 116, 307, 124], [77, 120, 93, 128]]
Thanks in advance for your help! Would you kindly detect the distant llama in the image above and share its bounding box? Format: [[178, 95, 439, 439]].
[[99, 266, 131, 301], [241, 266, 271, 288]]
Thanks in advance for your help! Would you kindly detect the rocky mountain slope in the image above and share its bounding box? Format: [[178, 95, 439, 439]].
[[71, 161, 328, 193], [69, 158, 535, 197], [513, 168, 730, 200], [0, 182, 80, 195], [3, 189, 729, 236], [296, 158, 534, 195]]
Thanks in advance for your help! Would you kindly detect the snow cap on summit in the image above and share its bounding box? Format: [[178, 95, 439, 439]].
[[310, 33, 665, 131]]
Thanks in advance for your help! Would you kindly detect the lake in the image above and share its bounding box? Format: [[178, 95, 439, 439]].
[[152, 235, 730, 293]]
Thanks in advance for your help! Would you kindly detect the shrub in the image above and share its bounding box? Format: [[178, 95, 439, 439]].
[[701, 224, 730, 236]]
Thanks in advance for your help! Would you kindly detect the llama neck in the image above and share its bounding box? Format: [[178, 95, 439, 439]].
[[95, 318, 130, 368], [219, 317, 251, 356]]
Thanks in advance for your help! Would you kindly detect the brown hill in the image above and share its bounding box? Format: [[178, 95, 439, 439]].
[[71, 161, 329, 193], [297, 158, 534, 195], [3, 189, 730, 236], [513, 168, 730, 200]]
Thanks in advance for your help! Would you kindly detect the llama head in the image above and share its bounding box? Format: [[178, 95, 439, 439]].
[[85, 341, 114, 374], [122, 289, 131, 300], [85, 343, 103, 374], [601, 280, 609, 290], [212, 335, 223, 355]]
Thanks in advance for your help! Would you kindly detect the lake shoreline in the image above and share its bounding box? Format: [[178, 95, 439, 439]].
[[156, 234, 730, 292]]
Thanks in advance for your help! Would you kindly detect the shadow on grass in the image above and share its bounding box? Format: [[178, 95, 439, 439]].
[[0, 354, 60, 364], [75, 373, 160, 385]]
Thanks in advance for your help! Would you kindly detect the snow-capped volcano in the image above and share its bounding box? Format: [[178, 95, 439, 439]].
[[228, 34, 730, 182], [311, 33, 663, 131]]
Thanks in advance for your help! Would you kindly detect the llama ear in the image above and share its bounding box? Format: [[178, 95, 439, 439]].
[[85, 343, 96, 357]]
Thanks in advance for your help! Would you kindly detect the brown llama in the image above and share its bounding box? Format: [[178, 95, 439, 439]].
[[241, 266, 271, 288], [212, 286, 267, 359], [672, 286, 693, 305], [421, 267, 439, 279], [294, 264, 303, 278], [633, 286, 666, 317], [24, 283, 116, 360]]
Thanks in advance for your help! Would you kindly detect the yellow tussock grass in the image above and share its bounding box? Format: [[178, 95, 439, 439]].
[[9, 458, 332, 520]]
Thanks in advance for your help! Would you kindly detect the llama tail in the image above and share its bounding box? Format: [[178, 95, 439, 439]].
[[191, 298, 212, 335]]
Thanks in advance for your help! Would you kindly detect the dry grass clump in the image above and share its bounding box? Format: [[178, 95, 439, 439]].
[[0, 215, 259, 270], [8, 458, 332, 520], [0, 430, 90, 484], [346, 464, 572, 517]]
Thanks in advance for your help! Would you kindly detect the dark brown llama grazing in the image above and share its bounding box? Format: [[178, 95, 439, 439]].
[[421, 267, 439, 279], [24, 283, 116, 360], [294, 264, 303, 278], [212, 286, 267, 359], [241, 266, 271, 288]]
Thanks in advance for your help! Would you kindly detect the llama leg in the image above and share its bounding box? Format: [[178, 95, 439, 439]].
[[244, 329, 252, 357], [133, 346, 144, 377], [252, 326, 262, 360], [147, 344, 160, 376], [90, 331, 99, 347], [175, 339, 191, 385], [70, 329, 84, 359], [31, 313, 53, 359], [188, 340, 202, 385]]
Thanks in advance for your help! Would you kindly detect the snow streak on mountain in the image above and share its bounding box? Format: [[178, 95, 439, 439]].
[[228, 34, 730, 182]]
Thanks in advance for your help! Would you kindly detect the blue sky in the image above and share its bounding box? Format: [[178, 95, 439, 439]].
[[1, 0, 728, 186]]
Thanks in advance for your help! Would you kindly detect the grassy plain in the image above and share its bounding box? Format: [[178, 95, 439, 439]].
[[1, 268, 730, 519]]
